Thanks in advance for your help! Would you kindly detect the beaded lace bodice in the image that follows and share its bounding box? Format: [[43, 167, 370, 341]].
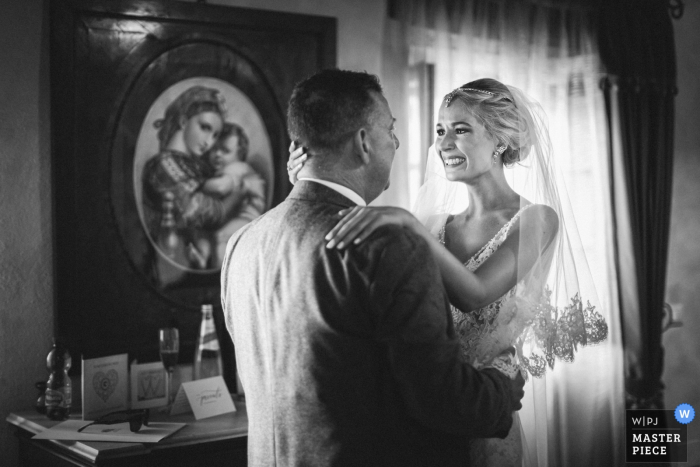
[[438, 205, 533, 375], [439, 206, 533, 467], [438, 204, 608, 380]]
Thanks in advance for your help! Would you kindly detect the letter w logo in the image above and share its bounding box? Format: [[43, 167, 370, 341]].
[[680, 410, 691, 418]]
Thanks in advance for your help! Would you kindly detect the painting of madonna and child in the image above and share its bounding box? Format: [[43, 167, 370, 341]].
[[133, 78, 273, 287]]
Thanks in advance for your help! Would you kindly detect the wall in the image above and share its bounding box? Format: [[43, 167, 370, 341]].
[[0, 0, 385, 466], [664, 2, 700, 465], [0, 0, 54, 464], [209, 0, 385, 73]]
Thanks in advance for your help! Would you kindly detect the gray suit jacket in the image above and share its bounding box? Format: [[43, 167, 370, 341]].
[[221, 181, 514, 467]]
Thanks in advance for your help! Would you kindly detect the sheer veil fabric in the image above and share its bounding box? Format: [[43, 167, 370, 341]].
[[412, 85, 608, 466], [382, 1, 625, 464]]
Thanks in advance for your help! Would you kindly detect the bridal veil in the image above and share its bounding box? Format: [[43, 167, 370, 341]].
[[412, 84, 608, 466]]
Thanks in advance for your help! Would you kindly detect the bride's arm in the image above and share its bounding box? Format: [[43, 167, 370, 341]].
[[327, 205, 558, 312]]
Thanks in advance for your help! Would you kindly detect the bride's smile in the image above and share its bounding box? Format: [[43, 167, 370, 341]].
[[443, 156, 466, 167]]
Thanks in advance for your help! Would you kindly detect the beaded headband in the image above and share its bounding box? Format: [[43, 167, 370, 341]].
[[444, 86, 512, 105]]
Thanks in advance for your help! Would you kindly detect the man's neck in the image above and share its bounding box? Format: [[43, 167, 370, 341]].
[[300, 166, 367, 199], [297, 176, 367, 206]]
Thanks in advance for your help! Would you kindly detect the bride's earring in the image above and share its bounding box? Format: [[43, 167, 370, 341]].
[[493, 145, 506, 164]]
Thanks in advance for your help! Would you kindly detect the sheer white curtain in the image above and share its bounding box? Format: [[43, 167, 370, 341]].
[[377, 1, 624, 465]]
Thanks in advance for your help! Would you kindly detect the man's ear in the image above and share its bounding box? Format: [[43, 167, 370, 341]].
[[352, 127, 372, 165], [179, 116, 188, 129]]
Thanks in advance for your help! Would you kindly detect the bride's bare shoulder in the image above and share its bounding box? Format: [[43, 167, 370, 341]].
[[520, 202, 559, 239]]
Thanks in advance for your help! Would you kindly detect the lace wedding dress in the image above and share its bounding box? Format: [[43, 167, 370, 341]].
[[439, 205, 532, 467], [416, 83, 609, 467]]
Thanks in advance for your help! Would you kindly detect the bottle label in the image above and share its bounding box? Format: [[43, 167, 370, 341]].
[[45, 389, 66, 407], [200, 332, 221, 350]]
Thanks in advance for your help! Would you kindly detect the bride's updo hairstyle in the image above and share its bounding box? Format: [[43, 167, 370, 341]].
[[443, 78, 532, 167]]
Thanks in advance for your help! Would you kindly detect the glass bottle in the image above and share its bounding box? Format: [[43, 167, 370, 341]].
[[193, 304, 223, 380], [45, 338, 72, 420]]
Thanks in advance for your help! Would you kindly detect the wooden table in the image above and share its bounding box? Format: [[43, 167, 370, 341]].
[[6, 402, 248, 466]]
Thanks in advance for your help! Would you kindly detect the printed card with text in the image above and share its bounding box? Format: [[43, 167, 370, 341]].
[[82, 353, 129, 420], [169, 376, 235, 420], [130, 360, 168, 409]]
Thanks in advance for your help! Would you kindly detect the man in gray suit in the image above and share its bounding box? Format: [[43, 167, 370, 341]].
[[221, 69, 525, 467]]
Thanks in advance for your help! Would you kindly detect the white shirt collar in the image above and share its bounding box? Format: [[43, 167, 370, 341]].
[[298, 178, 366, 206]]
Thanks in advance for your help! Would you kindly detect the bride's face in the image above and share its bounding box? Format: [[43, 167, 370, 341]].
[[435, 100, 499, 183]]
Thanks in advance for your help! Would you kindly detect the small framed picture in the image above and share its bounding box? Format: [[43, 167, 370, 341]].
[[130, 361, 168, 409]]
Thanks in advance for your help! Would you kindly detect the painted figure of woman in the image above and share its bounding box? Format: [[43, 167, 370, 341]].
[[141, 86, 246, 271]]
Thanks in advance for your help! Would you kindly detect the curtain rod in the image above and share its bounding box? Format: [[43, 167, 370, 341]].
[[387, 0, 599, 19], [388, 0, 683, 16]]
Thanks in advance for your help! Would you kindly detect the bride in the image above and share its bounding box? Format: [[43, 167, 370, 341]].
[[288, 78, 608, 466]]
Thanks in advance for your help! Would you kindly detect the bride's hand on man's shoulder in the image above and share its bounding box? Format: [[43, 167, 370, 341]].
[[287, 141, 307, 185], [325, 206, 418, 249]]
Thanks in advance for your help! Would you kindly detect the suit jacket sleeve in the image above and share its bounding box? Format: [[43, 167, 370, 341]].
[[365, 227, 515, 438]]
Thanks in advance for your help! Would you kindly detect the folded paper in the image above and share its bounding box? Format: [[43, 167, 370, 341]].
[[33, 420, 185, 443], [169, 376, 235, 420]]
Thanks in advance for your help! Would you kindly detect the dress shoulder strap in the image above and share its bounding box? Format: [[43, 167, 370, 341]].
[[499, 203, 536, 240], [437, 204, 536, 252], [467, 204, 537, 267]]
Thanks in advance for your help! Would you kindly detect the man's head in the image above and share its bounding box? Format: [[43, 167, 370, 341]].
[[287, 70, 383, 153], [287, 69, 400, 202]]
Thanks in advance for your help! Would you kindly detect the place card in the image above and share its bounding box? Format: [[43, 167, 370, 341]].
[[169, 376, 236, 420], [82, 353, 129, 420], [130, 360, 167, 409]]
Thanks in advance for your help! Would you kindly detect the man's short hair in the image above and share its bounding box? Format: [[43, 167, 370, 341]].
[[287, 69, 383, 153]]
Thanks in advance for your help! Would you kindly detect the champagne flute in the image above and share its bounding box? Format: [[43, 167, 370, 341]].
[[158, 327, 179, 409]]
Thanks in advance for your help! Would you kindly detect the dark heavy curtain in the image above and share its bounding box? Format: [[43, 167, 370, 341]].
[[598, 0, 677, 409]]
